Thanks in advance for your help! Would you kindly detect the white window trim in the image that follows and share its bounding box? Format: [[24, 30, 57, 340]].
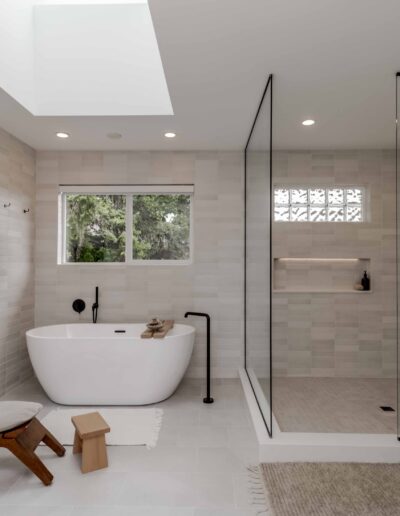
[[273, 185, 367, 223], [58, 185, 194, 266]]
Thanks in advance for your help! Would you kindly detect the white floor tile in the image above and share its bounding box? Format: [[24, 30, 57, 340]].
[[0, 378, 258, 514], [1, 471, 127, 507], [195, 472, 235, 508], [0, 507, 73, 516], [105, 446, 197, 473], [70, 507, 195, 516], [117, 472, 199, 507], [197, 447, 258, 474], [194, 509, 255, 516]]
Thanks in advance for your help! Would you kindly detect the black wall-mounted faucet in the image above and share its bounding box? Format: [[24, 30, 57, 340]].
[[184, 312, 213, 404], [92, 286, 99, 323]]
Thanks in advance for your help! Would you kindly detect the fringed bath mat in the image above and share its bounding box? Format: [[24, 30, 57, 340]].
[[258, 462, 400, 516], [40, 408, 163, 448]]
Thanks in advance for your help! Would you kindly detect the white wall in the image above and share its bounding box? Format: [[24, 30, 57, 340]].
[[0, 0, 35, 112], [35, 151, 244, 378]]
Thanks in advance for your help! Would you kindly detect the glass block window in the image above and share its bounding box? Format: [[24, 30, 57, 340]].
[[274, 187, 364, 222]]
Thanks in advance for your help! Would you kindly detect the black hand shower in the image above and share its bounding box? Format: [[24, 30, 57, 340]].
[[92, 286, 99, 323]]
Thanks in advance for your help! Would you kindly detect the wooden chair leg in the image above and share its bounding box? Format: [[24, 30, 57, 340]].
[[22, 417, 65, 457], [41, 430, 66, 458], [6, 440, 54, 486], [42, 432, 65, 457]]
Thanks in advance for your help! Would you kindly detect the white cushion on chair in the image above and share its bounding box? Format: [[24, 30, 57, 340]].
[[0, 401, 43, 432]]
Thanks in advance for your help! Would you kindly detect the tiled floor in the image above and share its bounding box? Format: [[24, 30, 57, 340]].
[[273, 377, 397, 434], [0, 377, 259, 516]]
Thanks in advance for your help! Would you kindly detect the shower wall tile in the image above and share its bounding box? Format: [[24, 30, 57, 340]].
[[0, 128, 35, 396], [272, 150, 396, 378], [35, 151, 244, 378]]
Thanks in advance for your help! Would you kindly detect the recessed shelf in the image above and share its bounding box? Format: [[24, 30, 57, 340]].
[[273, 257, 371, 294]]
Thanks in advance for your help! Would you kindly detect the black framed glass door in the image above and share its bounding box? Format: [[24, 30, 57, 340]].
[[396, 72, 400, 441], [244, 75, 273, 436]]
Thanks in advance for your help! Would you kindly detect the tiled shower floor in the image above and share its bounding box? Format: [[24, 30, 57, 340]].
[[0, 377, 259, 516], [273, 377, 397, 434]]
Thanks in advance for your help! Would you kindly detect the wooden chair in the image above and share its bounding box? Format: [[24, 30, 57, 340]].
[[0, 401, 65, 486]]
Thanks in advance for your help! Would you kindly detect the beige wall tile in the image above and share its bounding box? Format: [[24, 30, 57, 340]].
[[271, 150, 396, 378], [0, 128, 35, 396], [35, 150, 244, 378]]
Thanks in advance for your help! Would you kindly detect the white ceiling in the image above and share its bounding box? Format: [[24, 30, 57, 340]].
[[0, 0, 400, 150]]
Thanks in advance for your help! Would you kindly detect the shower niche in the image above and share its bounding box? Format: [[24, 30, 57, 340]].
[[273, 257, 371, 293]]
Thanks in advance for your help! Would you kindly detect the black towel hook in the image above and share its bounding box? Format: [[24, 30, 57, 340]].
[[23, 208, 30, 213], [3, 202, 11, 208]]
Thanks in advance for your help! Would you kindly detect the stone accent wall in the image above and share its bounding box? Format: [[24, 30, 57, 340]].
[[0, 128, 35, 395], [272, 150, 396, 378], [35, 151, 244, 378]]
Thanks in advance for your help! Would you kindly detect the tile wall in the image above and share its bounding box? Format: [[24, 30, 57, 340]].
[[0, 128, 35, 395], [272, 150, 396, 377], [35, 151, 244, 378]]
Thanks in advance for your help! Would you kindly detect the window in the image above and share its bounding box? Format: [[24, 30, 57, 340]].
[[132, 194, 191, 260], [274, 187, 365, 222], [59, 186, 193, 264]]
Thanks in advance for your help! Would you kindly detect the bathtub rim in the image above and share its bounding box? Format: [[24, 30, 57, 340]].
[[26, 322, 196, 340]]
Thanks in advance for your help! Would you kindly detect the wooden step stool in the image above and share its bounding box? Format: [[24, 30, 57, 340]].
[[71, 412, 110, 474]]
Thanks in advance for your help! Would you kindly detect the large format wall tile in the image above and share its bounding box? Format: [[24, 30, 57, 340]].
[[35, 151, 244, 378], [0, 128, 35, 396], [272, 150, 396, 378]]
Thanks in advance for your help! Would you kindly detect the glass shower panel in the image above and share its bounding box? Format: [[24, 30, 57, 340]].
[[245, 75, 273, 436], [396, 73, 400, 440]]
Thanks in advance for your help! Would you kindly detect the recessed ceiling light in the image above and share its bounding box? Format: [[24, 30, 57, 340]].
[[164, 132, 176, 138], [107, 132, 122, 140], [302, 119, 315, 126], [56, 132, 70, 138]]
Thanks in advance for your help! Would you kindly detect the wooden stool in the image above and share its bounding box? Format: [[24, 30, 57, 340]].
[[71, 412, 110, 474]]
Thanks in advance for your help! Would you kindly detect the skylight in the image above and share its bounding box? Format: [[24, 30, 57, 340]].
[[0, 1, 173, 116]]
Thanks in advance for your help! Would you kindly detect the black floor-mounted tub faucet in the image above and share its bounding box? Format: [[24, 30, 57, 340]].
[[184, 312, 213, 404]]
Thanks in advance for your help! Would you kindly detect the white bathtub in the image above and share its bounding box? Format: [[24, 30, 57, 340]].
[[26, 323, 195, 405]]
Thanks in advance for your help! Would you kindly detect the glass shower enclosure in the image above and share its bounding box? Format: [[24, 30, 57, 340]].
[[244, 75, 273, 436], [396, 72, 400, 441]]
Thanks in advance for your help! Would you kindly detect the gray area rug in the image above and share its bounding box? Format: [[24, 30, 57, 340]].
[[260, 463, 400, 516]]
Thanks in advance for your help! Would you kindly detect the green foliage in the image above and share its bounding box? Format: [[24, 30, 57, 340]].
[[66, 194, 126, 262], [65, 193, 190, 262], [133, 194, 190, 260]]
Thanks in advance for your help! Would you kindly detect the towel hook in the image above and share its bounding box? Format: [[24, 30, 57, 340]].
[[23, 208, 30, 214], [3, 202, 11, 208]]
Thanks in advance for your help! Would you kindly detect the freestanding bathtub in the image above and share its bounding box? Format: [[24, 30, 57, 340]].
[[26, 323, 195, 405]]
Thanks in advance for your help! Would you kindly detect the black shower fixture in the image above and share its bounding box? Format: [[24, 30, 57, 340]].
[[72, 299, 86, 314]]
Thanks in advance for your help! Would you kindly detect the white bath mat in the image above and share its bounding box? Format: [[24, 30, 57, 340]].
[[40, 407, 163, 448]]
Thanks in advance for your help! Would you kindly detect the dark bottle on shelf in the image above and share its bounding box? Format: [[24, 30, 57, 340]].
[[361, 271, 370, 291]]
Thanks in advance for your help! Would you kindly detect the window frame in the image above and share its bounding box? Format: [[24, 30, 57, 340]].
[[273, 185, 367, 223], [58, 185, 194, 266]]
